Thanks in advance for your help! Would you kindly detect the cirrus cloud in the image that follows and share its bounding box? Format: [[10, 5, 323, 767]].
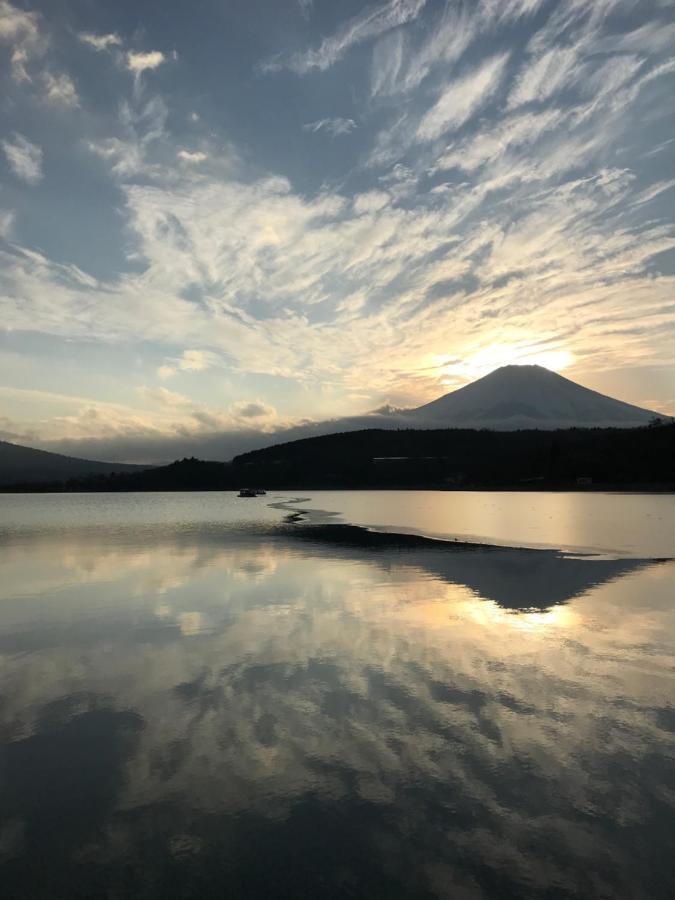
[[262, 0, 427, 74], [303, 117, 357, 137], [2, 132, 43, 184], [416, 53, 510, 143], [158, 350, 222, 380], [42, 71, 79, 107], [0, 0, 44, 82], [79, 31, 122, 51]]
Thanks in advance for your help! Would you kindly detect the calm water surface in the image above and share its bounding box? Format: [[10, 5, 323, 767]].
[[286, 490, 675, 557], [1, 492, 674, 898]]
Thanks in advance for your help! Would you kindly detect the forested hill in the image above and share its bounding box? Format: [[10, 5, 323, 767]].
[[10, 423, 673, 491], [230, 423, 675, 488], [0, 439, 150, 487]]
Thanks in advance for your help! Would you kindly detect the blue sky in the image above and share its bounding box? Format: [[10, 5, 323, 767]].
[[1, 0, 674, 462]]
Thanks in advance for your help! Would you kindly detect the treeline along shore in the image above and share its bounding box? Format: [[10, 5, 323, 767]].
[[4, 423, 674, 492]]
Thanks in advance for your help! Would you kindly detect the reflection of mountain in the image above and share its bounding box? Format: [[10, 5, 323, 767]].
[[276, 525, 655, 610], [0, 521, 657, 615], [398, 546, 652, 609]]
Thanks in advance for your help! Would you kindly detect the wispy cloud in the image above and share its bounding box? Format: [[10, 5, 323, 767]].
[[369, 0, 546, 98], [262, 0, 427, 74], [126, 50, 167, 75], [78, 31, 122, 51], [393, 4, 476, 95], [0, 0, 38, 41], [632, 178, 675, 206], [177, 149, 208, 163], [0, 383, 280, 448], [370, 28, 406, 97], [594, 20, 675, 55], [297, 0, 313, 19], [482, 0, 546, 24], [137, 385, 193, 408], [0, 0, 44, 82], [353, 191, 390, 214], [88, 95, 168, 177], [303, 117, 357, 137], [417, 53, 510, 142], [507, 46, 580, 109], [1, 133, 43, 184], [158, 350, 222, 380], [4, 133, 673, 411], [435, 108, 565, 173], [0, 208, 14, 238], [42, 71, 79, 107]]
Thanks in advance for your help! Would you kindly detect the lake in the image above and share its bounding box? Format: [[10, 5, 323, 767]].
[[1, 491, 674, 898]]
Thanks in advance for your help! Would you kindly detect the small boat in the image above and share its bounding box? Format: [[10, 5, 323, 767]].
[[238, 488, 257, 497]]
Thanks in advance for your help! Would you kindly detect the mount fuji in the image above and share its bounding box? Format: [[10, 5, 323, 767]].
[[400, 365, 662, 431], [224, 365, 664, 459]]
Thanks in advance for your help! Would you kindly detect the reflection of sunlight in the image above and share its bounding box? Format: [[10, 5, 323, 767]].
[[388, 581, 581, 634], [462, 595, 580, 633], [509, 604, 579, 631]]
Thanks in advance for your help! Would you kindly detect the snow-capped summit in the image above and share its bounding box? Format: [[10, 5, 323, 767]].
[[404, 365, 660, 430]]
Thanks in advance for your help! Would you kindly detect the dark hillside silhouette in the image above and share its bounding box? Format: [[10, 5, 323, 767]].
[[0, 439, 150, 487], [231, 423, 675, 488], [8, 423, 673, 492]]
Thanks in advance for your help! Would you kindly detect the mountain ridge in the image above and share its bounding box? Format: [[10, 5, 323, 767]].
[[0, 439, 151, 487]]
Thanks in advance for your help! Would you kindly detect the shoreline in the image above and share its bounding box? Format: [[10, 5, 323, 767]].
[[2, 483, 675, 494], [272, 521, 672, 562], [275, 521, 540, 552]]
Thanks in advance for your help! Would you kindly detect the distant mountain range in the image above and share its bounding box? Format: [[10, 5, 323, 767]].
[[0, 365, 668, 486], [0, 440, 149, 487]]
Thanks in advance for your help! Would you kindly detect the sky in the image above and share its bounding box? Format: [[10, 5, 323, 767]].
[[0, 0, 674, 463]]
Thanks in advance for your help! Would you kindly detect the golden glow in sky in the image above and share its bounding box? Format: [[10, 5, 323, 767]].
[[438, 345, 576, 384]]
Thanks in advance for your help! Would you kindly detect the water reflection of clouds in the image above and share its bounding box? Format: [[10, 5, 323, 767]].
[[0, 530, 673, 896]]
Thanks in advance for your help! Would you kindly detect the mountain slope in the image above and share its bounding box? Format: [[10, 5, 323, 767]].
[[405, 365, 660, 430], [0, 440, 150, 486]]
